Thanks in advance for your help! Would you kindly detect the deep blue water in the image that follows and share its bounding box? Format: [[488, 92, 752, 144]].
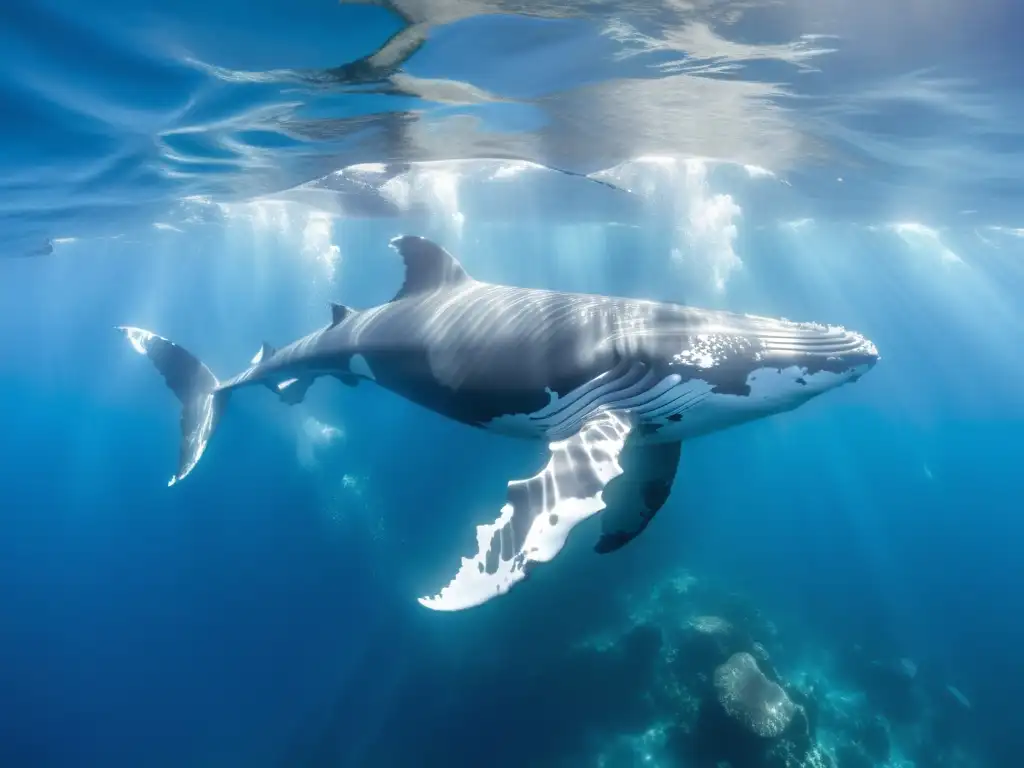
[[2, 2, 1023, 768]]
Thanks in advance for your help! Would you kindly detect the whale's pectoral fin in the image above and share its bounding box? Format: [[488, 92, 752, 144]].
[[594, 439, 681, 554], [273, 377, 314, 405], [418, 410, 633, 612]]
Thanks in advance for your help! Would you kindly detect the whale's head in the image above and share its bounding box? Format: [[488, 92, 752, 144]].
[[633, 311, 880, 435], [733, 320, 879, 406]]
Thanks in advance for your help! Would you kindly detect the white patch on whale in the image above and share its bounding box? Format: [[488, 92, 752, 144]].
[[653, 365, 860, 438], [482, 386, 560, 437], [482, 362, 864, 444], [419, 410, 633, 611], [740, 365, 845, 407]]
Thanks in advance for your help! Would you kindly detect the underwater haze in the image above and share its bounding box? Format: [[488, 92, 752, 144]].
[[1, 1, 1023, 767]]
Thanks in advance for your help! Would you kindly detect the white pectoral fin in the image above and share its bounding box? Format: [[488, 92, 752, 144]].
[[418, 410, 634, 612]]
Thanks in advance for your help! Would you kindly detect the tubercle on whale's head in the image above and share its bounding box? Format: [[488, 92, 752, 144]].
[[836, 330, 880, 383]]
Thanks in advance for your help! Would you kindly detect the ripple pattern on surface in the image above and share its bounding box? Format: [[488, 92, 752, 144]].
[[1, 0, 1020, 248]]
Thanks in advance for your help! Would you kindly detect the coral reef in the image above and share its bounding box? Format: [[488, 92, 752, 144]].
[[714, 652, 797, 738], [573, 569, 984, 768]]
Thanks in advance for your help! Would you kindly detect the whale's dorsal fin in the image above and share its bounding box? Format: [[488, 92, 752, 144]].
[[388, 235, 470, 301], [251, 341, 276, 365], [329, 302, 353, 326]]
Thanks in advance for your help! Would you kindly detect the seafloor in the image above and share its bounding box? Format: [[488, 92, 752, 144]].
[[283, 566, 980, 768], [566, 571, 979, 768]]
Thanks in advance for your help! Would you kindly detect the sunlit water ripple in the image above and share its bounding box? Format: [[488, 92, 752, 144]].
[[1, 0, 1021, 256]]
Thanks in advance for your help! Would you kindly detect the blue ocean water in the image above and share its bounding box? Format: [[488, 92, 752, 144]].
[[2, 2, 1023, 767]]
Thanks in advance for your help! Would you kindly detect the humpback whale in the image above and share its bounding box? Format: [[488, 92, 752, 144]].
[[119, 235, 879, 611]]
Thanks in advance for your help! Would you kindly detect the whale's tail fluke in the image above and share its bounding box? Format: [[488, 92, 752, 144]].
[[117, 326, 227, 486]]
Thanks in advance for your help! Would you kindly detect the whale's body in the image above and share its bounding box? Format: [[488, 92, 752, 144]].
[[120, 235, 879, 611]]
